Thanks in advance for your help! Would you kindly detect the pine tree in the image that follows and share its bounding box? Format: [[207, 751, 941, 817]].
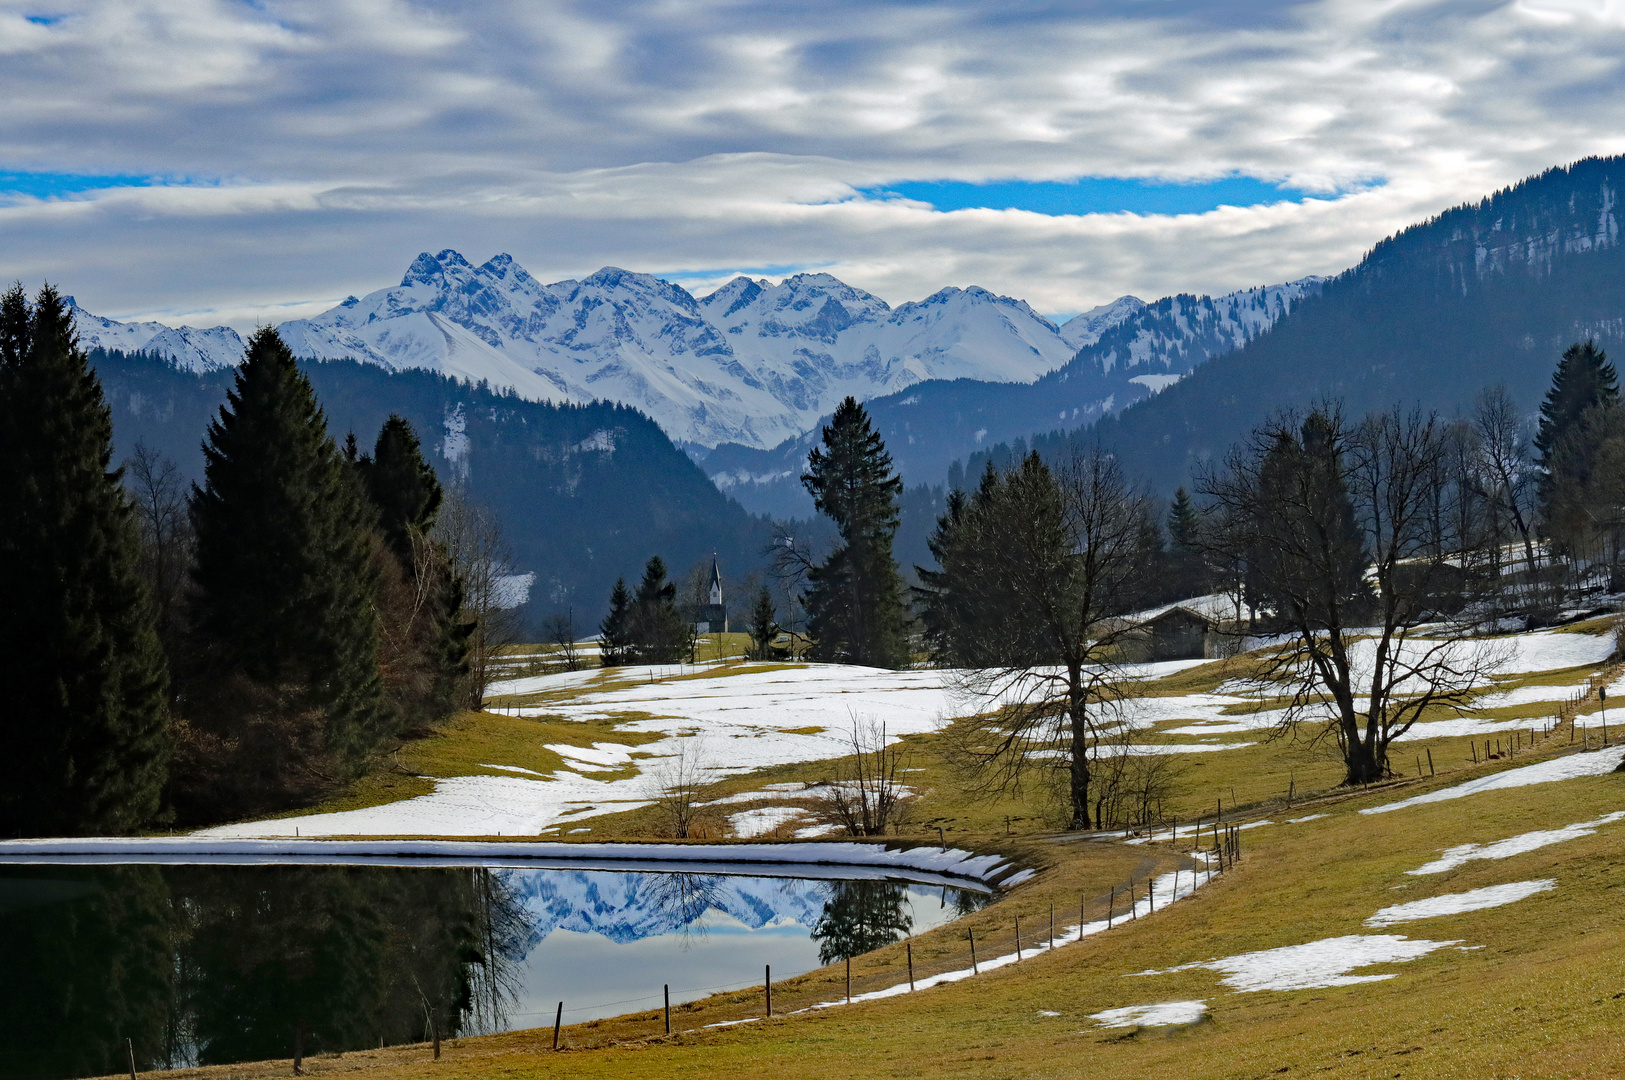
[[1536, 340, 1621, 555], [748, 586, 779, 659], [359, 415, 443, 563], [355, 415, 468, 724], [599, 579, 633, 667], [801, 397, 909, 667], [629, 556, 688, 663], [184, 327, 385, 806], [0, 284, 169, 836], [1165, 486, 1206, 598]]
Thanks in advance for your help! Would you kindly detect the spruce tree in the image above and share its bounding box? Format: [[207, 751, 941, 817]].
[[599, 579, 633, 667], [1535, 340, 1621, 552], [801, 397, 909, 667], [1166, 486, 1206, 599], [748, 586, 779, 659], [186, 327, 385, 796], [355, 415, 468, 724], [0, 284, 169, 836], [629, 556, 688, 663]]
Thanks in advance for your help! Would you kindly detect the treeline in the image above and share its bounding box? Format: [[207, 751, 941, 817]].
[[763, 345, 1623, 830], [0, 290, 495, 836]]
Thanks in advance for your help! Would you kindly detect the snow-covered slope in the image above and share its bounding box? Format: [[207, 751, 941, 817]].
[[69, 298, 244, 372], [276, 252, 1089, 448], [1057, 295, 1147, 350]]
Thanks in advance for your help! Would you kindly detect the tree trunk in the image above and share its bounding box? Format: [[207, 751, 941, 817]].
[[1068, 668, 1092, 830], [1343, 733, 1384, 785]]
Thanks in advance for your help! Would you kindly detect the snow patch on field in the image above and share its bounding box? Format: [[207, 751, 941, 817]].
[[1089, 1000, 1209, 1028], [1364, 880, 1556, 926], [1136, 935, 1460, 992], [730, 806, 808, 838], [1362, 746, 1625, 815], [1410, 813, 1625, 875]]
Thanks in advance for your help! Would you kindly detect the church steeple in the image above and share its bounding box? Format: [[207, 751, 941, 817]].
[[708, 554, 723, 607]]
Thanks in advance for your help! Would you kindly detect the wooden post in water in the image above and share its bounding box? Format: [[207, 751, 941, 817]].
[[907, 942, 915, 990], [664, 984, 671, 1035], [969, 930, 979, 974], [553, 1002, 563, 1050]]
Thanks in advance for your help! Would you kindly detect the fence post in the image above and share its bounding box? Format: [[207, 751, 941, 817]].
[[938, 827, 946, 852], [1148, 876, 1155, 912], [1015, 915, 1022, 960], [1107, 887, 1114, 927], [1130, 877, 1137, 920], [1050, 903, 1055, 947], [766, 965, 772, 1017], [969, 930, 978, 974], [126, 1038, 137, 1080], [1426, 747, 1434, 776], [907, 942, 915, 991], [553, 1002, 563, 1050], [846, 957, 851, 1003], [664, 984, 671, 1035]]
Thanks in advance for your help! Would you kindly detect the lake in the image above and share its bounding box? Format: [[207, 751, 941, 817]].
[[0, 861, 987, 1078]]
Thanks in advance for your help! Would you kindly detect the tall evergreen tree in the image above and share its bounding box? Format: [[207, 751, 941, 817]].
[[184, 327, 385, 806], [0, 284, 170, 836], [599, 579, 633, 667], [800, 397, 909, 667], [354, 415, 469, 726], [628, 556, 688, 663], [1535, 340, 1621, 556], [747, 586, 779, 660], [1165, 486, 1207, 599]]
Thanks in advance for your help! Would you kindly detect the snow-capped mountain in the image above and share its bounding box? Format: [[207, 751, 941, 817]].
[[275, 251, 1087, 448], [69, 298, 246, 372], [502, 869, 838, 945], [704, 275, 1326, 519], [1057, 294, 1147, 350]]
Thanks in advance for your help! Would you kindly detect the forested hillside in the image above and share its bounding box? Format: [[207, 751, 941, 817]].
[[1027, 156, 1625, 493], [93, 350, 775, 628]]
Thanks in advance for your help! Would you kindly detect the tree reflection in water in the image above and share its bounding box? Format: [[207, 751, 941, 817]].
[[0, 865, 533, 1079], [811, 880, 913, 965], [643, 872, 725, 946]]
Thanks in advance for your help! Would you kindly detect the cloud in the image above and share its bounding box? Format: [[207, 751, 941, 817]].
[[2, 0, 1625, 325]]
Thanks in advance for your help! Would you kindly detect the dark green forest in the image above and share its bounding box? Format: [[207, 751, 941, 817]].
[[93, 350, 777, 629]]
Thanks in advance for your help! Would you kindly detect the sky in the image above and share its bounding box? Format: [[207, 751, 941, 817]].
[[2, 0, 1625, 328]]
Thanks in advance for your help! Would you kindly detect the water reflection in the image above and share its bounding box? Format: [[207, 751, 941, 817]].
[[811, 881, 913, 964], [0, 865, 527, 1078], [0, 865, 987, 1080]]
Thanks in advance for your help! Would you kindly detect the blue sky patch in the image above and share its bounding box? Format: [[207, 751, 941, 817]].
[[857, 175, 1347, 216], [0, 171, 158, 199], [659, 262, 836, 282]]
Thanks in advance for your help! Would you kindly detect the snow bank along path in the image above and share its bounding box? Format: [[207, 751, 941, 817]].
[[0, 837, 1017, 890]]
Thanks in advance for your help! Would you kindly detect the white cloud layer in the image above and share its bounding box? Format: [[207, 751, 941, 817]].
[[4, 0, 1625, 325]]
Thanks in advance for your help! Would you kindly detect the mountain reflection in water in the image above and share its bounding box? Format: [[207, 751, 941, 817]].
[[0, 864, 986, 1079]]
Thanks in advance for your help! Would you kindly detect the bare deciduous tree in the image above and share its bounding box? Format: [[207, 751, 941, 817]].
[[1202, 406, 1509, 785], [921, 450, 1158, 829], [124, 443, 193, 648], [433, 483, 521, 706], [818, 714, 913, 836], [648, 738, 714, 839], [542, 607, 581, 671]]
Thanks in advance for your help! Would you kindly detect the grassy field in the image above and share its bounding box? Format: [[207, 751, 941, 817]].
[[143, 624, 1625, 1078]]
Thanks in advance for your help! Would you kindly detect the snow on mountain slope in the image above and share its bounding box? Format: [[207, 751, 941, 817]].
[[69, 298, 244, 372], [1057, 295, 1147, 350], [277, 252, 1087, 448]]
